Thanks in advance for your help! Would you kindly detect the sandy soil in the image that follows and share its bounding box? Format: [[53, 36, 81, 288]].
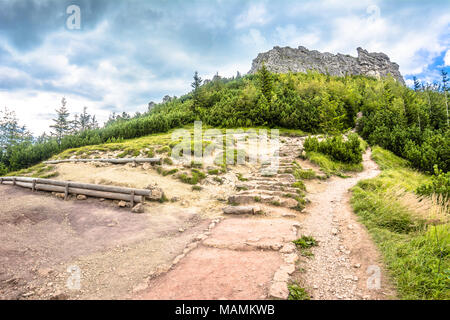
[[0, 185, 209, 299], [294, 149, 397, 300]]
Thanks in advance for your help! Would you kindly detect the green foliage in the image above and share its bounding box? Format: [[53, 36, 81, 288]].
[[351, 146, 449, 299], [207, 168, 219, 175], [177, 169, 206, 185], [416, 165, 450, 202], [305, 151, 363, 177], [304, 133, 363, 164], [2, 71, 448, 176], [357, 78, 449, 173], [288, 284, 310, 300], [293, 236, 318, 249]]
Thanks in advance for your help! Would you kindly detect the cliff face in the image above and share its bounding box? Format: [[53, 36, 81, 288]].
[[249, 46, 405, 84]]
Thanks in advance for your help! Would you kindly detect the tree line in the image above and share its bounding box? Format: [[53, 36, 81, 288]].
[[0, 67, 448, 175]]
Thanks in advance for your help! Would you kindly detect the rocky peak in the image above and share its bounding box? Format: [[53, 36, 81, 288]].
[[249, 46, 404, 84]]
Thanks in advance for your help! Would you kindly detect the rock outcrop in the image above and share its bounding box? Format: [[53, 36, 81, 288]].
[[249, 46, 404, 84]]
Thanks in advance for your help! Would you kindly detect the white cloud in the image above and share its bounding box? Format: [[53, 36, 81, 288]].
[[445, 50, 450, 66], [235, 3, 271, 29], [275, 25, 320, 48], [240, 28, 267, 48]]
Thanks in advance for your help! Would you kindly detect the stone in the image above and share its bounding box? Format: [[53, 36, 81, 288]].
[[354, 263, 361, 268], [228, 195, 254, 205], [37, 268, 53, 277], [249, 46, 405, 84], [280, 198, 299, 208], [269, 281, 289, 299], [331, 228, 339, 235], [222, 205, 261, 215], [283, 253, 299, 264], [49, 291, 68, 300], [55, 193, 65, 199], [149, 188, 163, 201], [131, 203, 144, 214], [280, 243, 296, 254], [142, 163, 151, 170], [132, 282, 148, 293], [76, 195, 87, 200], [273, 270, 290, 282], [22, 291, 35, 298], [279, 264, 296, 275], [118, 201, 127, 208], [172, 254, 185, 265], [281, 212, 297, 218]]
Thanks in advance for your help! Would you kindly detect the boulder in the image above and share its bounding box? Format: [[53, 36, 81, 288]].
[[222, 205, 261, 215], [131, 203, 144, 214], [118, 200, 127, 208], [76, 195, 87, 200]]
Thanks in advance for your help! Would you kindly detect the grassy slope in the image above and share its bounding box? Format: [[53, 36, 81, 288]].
[[304, 135, 367, 177], [351, 146, 449, 300]]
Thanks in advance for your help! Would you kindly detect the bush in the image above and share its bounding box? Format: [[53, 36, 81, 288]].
[[416, 165, 450, 202], [304, 134, 363, 164]]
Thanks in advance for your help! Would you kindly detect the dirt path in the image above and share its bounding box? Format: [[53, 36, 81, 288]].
[[1, 136, 396, 300], [296, 149, 396, 299], [135, 143, 396, 300]]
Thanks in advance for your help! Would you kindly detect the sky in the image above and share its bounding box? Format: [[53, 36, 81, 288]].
[[0, 0, 449, 135]]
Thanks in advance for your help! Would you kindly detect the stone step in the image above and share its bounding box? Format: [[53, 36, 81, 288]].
[[222, 205, 262, 215], [228, 194, 299, 209], [238, 190, 299, 199], [237, 183, 299, 193]]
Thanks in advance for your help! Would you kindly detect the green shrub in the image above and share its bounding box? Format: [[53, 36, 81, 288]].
[[293, 236, 318, 249], [416, 165, 450, 202], [304, 133, 363, 164]]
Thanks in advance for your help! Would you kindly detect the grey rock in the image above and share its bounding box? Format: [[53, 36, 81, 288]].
[[249, 46, 404, 85], [131, 203, 144, 214]]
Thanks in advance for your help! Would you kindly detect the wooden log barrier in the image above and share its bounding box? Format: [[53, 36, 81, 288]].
[[1, 177, 150, 196], [0, 177, 148, 203], [44, 158, 161, 165]]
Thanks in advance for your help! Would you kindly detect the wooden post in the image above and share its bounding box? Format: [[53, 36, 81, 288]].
[[0, 177, 3, 184], [32, 179, 36, 192], [64, 183, 70, 200], [130, 190, 135, 208], [12, 177, 16, 186]]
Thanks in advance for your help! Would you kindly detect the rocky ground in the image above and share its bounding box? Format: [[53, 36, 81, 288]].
[[0, 136, 396, 300]]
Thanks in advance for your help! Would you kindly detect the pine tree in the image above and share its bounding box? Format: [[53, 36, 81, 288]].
[[191, 71, 202, 91], [0, 107, 31, 151], [442, 69, 449, 126], [50, 97, 71, 144], [191, 71, 203, 116], [413, 76, 421, 92], [258, 64, 273, 103], [79, 106, 91, 131], [90, 115, 99, 129]]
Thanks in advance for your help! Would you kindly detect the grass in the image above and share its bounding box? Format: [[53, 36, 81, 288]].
[[293, 236, 318, 249], [6, 163, 59, 179], [305, 151, 363, 177], [350, 146, 449, 300], [288, 284, 310, 300], [207, 168, 219, 175], [177, 169, 206, 185], [293, 235, 318, 256]]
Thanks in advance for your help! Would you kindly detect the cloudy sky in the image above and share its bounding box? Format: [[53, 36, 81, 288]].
[[0, 0, 449, 135]]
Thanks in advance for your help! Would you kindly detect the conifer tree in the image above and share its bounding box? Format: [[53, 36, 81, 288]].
[[258, 64, 273, 103], [50, 97, 71, 144]]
